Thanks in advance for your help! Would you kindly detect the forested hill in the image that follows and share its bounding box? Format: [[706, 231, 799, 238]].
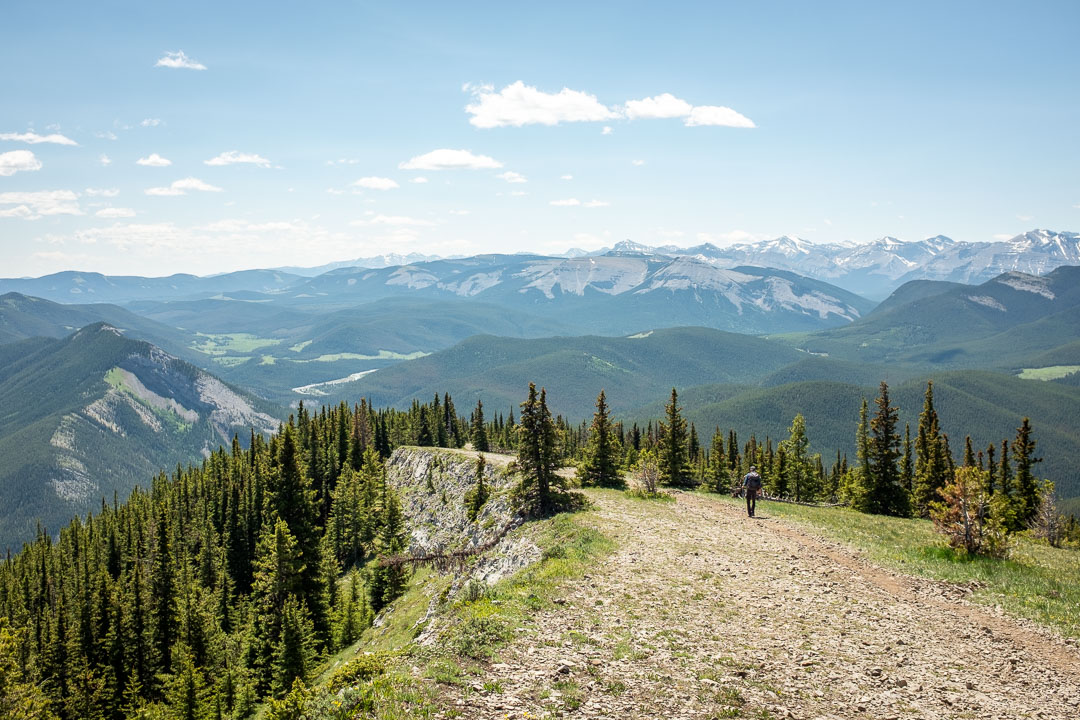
[[0, 323, 280, 549]]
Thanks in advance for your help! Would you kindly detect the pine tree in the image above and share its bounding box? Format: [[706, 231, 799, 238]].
[[272, 597, 315, 699], [900, 423, 914, 492], [863, 382, 911, 517], [150, 503, 177, 681], [913, 381, 947, 516], [781, 414, 812, 502], [657, 388, 690, 487], [366, 482, 409, 613], [708, 428, 728, 493], [515, 383, 567, 516], [471, 399, 489, 452], [578, 390, 622, 488], [1012, 418, 1042, 526], [467, 454, 490, 521]]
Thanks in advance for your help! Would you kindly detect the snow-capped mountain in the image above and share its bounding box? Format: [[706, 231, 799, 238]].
[[566, 229, 1080, 299]]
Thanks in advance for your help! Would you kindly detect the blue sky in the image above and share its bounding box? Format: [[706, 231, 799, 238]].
[[2, 1, 1078, 277]]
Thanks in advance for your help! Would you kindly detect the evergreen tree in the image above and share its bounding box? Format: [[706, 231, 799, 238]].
[[1012, 418, 1042, 526], [366, 482, 409, 613], [471, 399, 489, 452], [708, 428, 728, 493], [781, 414, 812, 502], [900, 423, 914, 492], [515, 383, 567, 516], [862, 382, 911, 517], [466, 454, 490, 522], [913, 381, 947, 516], [657, 388, 690, 487], [578, 390, 622, 488], [150, 503, 177, 681]]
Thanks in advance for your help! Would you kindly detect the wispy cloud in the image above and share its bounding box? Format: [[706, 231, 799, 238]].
[[411, 177, 429, 184], [685, 105, 755, 128], [0, 150, 42, 176], [632, 159, 645, 166], [205, 151, 272, 168], [1016, 214, 1033, 221], [94, 130, 118, 141], [0, 190, 81, 219], [96, 207, 136, 218], [351, 214, 436, 227], [145, 177, 223, 196], [561, 174, 573, 180], [136, 153, 172, 167], [0, 131, 78, 146], [99, 154, 112, 166], [85, 188, 120, 197], [550, 198, 608, 208], [465, 81, 618, 128], [140, 118, 164, 127], [155, 50, 206, 70], [352, 176, 399, 190], [601, 126, 613, 135], [399, 149, 502, 170], [497, 171, 527, 184]]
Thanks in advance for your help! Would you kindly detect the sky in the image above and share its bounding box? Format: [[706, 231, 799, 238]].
[[2, 0, 1079, 278]]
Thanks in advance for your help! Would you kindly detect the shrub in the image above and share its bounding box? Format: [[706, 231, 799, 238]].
[[930, 467, 1008, 558]]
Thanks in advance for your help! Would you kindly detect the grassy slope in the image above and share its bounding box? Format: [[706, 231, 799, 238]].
[[709, 493, 1080, 639]]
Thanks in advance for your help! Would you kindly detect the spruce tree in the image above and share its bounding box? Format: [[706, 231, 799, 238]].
[[657, 388, 690, 487], [578, 390, 622, 488], [471, 399, 489, 452], [900, 423, 914, 492], [150, 503, 177, 680], [467, 454, 490, 521], [864, 382, 911, 517], [367, 482, 409, 612], [913, 381, 947, 516], [515, 383, 566, 516], [1012, 418, 1042, 526], [781, 414, 812, 502]]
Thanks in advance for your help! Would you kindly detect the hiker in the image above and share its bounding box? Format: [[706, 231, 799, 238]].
[[743, 465, 762, 517]]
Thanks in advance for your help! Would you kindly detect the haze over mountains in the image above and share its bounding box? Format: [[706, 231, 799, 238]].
[[2, 229, 1080, 547]]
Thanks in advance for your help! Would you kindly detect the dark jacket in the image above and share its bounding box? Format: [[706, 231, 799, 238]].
[[743, 471, 762, 490]]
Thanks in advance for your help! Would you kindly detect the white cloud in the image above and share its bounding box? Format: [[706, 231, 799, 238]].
[[136, 153, 172, 167], [992, 233, 1014, 241], [632, 159, 645, 166], [583, 200, 610, 208], [465, 81, 618, 128], [0, 190, 81, 219], [205, 150, 272, 168], [0, 150, 42, 176], [411, 177, 429, 184], [351, 176, 399, 190], [497, 171, 527, 184], [550, 198, 581, 206], [96, 207, 136, 218], [140, 118, 163, 127], [509, 191, 528, 197], [685, 105, 756, 128], [145, 177, 223, 196], [624, 93, 693, 119], [0, 131, 78, 146], [823, 218, 833, 226], [99, 154, 112, 166], [85, 188, 119, 197], [561, 174, 573, 180], [601, 126, 613, 135], [351, 214, 436, 227], [95, 130, 118, 141], [155, 50, 206, 70], [399, 148, 502, 170]]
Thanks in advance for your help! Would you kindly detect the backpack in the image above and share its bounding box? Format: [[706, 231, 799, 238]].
[[745, 471, 762, 490]]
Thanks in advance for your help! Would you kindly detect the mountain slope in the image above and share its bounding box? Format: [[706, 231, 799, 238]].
[[792, 266, 1080, 367], [0, 269, 303, 304], [338, 327, 808, 418], [0, 324, 281, 549]]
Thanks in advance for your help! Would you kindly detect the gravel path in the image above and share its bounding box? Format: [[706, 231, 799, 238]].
[[439, 490, 1080, 719]]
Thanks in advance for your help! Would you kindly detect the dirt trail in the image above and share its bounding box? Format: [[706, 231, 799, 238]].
[[440, 490, 1080, 719]]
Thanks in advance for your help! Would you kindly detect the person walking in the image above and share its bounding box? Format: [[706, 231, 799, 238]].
[[743, 465, 762, 517]]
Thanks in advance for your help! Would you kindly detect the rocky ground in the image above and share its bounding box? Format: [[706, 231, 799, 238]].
[[436, 488, 1080, 719]]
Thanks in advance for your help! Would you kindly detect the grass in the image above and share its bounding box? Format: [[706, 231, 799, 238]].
[[190, 332, 279, 356], [1018, 365, 1080, 381], [709, 493, 1080, 639], [296, 510, 613, 719]]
